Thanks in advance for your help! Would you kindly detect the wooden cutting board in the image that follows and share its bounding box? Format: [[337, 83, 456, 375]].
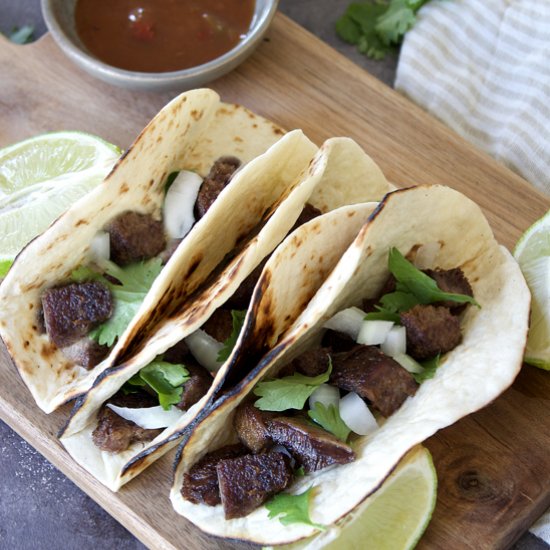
[[1, 13, 549, 550]]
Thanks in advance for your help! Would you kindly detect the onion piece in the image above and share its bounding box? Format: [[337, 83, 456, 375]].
[[163, 170, 203, 239], [381, 325, 407, 357], [106, 404, 182, 429], [393, 353, 424, 374], [339, 392, 378, 436], [90, 231, 110, 261], [309, 384, 340, 410], [414, 241, 441, 270], [323, 307, 366, 340], [185, 329, 224, 372], [357, 320, 394, 346]]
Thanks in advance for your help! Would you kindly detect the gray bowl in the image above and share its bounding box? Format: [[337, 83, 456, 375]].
[[41, 0, 279, 92]]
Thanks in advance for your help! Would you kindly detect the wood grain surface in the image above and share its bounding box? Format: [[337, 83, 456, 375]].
[[1, 13, 549, 550]]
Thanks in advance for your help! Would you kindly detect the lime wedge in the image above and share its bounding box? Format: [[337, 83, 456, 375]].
[[0, 131, 120, 275], [269, 445, 437, 550], [514, 209, 550, 370]]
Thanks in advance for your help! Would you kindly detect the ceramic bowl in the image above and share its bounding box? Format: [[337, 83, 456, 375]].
[[41, 0, 279, 92]]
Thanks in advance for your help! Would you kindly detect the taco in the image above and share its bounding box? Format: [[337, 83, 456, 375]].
[[58, 138, 391, 490], [169, 184, 530, 545], [0, 89, 322, 413]]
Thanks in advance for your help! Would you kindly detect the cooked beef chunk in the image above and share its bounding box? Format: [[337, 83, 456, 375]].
[[330, 346, 418, 417], [92, 392, 162, 453], [400, 304, 462, 360], [159, 237, 182, 264], [217, 451, 293, 519], [423, 267, 473, 312], [107, 211, 166, 265], [61, 338, 110, 370], [194, 156, 241, 219], [162, 339, 191, 364], [202, 308, 234, 343], [233, 400, 275, 453], [42, 281, 113, 347], [268, 417, 354, 473], [288, 347, 332, 378], [291, 203, 322, 231], [224, 257, 267, 310], [321, 329, 357, 352], [182, 444, 248, 506], [176, 362, 212, 410]]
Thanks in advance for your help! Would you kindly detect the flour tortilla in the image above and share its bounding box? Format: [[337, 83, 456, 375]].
[[0, 89, 321, 413], [169, 184, 530, 545], [58, 138, 391, 490]]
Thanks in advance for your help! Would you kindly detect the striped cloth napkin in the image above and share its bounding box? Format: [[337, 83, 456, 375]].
[[395, 0, 550, 196]]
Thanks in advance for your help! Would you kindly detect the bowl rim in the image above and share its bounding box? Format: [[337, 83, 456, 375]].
[[41, 0, 280, 84]]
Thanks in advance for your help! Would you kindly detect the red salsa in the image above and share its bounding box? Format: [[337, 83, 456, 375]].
[[75, 0, 256, 72]]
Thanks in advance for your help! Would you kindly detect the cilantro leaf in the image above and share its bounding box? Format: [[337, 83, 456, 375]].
[[413, 354, 440, 383], [308, 403, 351, 442], [8, 25, 34, 44], [388, 248, 479, 308], [364, 308, 401, 322], [375, 0, 416, 45], [88, 258, 163, 346], [254, 360, 332, 412], [335, 13, 362, 44], [347, 2, 390, 59], [217, 310, 247, 362], [380, 290, 420, 313], [0, 259, 13, 278], [295, 466, 305, 477], [265, 487, 326, 531]]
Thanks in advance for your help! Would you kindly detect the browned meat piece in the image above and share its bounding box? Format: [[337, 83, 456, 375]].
[[159, 237, 182, 264], [107, 211, 166, 265], [217, 451, 293, 519], [42, 281, 113, 347], [194, 156, 241, 219], [202, 308, 234, 343], [268, 417, 354, 473], [423, 267, 473, 312], [233, 400, 275, 453], [177, 362, 212, 410], [330, 346, 418, 417], [288, 347, 332, 377], [61, 338, 110, 370], [162, 339, 190, 364], [321, 330, 357, 353], [290, 203, 322, 231], [182, 444, 248, 506], [400, 304, 462, 360], [92, 392, 162, 453]]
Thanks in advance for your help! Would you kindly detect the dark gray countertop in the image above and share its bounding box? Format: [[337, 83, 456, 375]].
[[0, 1, 546, 549]]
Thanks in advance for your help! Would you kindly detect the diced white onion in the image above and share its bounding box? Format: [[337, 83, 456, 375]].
[[414, 242, 441, 270], [309, 384, 340, 410], [393, 353, 425, 374], [323, 307, 367, 340], [106, 404, 182, 429], [381, 325, 407, 357], [357, 320, 394, 346], [339, 392, 378, 436], [163, 170, 203, 239], [271, 444, 296, 467], [90, 231, 110, 261], [184, 329, 224, 372]]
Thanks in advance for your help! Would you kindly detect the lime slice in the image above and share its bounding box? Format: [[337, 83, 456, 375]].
[[514, 209, 550, 370], [0, 131, 120, 275], [270, 445, 437, 550]]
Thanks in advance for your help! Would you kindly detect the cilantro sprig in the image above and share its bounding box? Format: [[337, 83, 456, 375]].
[[308, 403, 351, 442], [217, 310, 247, 362], [336, 0, 434, 60], [6, 25, 35, 44], [413, 354, 440, 383], [265, 487, 326, 531], [253, 360, 332, 412]]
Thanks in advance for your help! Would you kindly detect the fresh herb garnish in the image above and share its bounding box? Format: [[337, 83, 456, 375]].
[[73, 258, 163, 347], [336, 0, 434, 60], [253, 360, 332, 412], [217, 310, 247, 362], [308, 402, 351, 442], [295, 466, 306, 477], [0, 259, 13, 278], [364, 308, 401, 322], [265, 487, 326, 531], [8, 25, 35, 44], [413, 354, 440, 383], [124, 360, 189, 410]]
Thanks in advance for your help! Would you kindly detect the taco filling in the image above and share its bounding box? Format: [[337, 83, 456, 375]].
[[39, 156, 243, 370], [180, 248, 477, 519]]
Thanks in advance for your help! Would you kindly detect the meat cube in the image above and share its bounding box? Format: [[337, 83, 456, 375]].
[[42, 281, 113, 347], [268, 417, 354, 473], [177, 362, 212, 411], [107, 211, 166, 265], [217, 451, 293, 519], [92, 392, 162, 453], [400, 304, 462, 360], [181, 444, 249, 506], [288, 347, 332, 378], [321, 330, 357, 353], [330, 346, 418, 417], [202, 308, 234, 343], [423, 268, 473, 312], [194, 156, 241, 219], [233, 400, 275, 453], [61, 338, 110, 370]]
